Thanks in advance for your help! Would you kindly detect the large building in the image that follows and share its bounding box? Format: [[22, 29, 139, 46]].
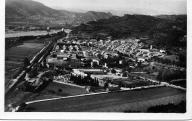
[[72, 68, 128, 87]]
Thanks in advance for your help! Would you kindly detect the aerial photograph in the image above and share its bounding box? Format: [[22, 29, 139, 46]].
[[5, 0, 186, 112]]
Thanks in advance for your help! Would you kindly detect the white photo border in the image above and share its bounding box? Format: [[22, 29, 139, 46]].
[[0, 0, 191, 120]]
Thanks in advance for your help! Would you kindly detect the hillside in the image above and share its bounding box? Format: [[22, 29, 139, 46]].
[[72, 14, 187, 48], [5, 0, 112, 28]]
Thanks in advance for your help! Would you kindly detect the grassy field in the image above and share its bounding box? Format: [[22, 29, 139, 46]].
[[28, 82, 88, 101], [5, 82, 88, 110], [24, 86, 185, 112]]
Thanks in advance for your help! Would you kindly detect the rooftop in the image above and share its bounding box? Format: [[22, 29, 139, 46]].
[[91, 74, 127, 80]]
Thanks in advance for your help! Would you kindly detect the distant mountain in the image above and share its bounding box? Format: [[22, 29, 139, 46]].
[[5, 0, 113, 28], [156, 15, 187, 21], [72, 14, 186, 48], [78, 11, 113, 23], [72, 14, 161, 38], [58, 10, 113, 25]]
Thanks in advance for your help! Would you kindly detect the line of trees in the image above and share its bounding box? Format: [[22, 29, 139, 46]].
[[116, 80, 157, 88], [70, 74, 99, 87], [152, 55, 186, 68], [156, 69, 186, 82]]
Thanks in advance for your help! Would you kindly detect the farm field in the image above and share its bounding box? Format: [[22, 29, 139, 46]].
[[24, 86, 185, 112], [5, 42, 45, 85], [5, 81, 88, 109], [27, 82, 88, 101]]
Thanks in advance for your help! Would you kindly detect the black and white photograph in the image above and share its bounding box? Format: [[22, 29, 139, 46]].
[[1, 0, 192, 120]]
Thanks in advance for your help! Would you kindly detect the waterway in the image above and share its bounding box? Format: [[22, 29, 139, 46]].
[[5, 30, 62, 38]]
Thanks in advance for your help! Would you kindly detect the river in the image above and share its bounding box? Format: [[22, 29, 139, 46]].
[[5, 29, 66, 38]]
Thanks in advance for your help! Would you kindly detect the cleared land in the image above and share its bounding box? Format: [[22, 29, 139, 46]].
[[24, 86, 185, 112]]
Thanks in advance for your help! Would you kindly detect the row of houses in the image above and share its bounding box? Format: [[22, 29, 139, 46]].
[[136, 48, 166, 62]]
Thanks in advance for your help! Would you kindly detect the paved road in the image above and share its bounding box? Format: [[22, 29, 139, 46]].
[[24, 86, 185, 112], [134, 75, 186, 90]]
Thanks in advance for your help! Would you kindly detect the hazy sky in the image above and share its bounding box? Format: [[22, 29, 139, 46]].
[[33, 0, 186, 15]]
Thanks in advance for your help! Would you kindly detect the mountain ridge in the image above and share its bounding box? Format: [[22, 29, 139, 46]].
[[72, 14, 186, 48], [5, 0, 113, 28]]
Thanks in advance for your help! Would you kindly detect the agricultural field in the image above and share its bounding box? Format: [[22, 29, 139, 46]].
[[29, 82, 88, 101], [23, 86, 185, 112], [5, 81, 87, 110]]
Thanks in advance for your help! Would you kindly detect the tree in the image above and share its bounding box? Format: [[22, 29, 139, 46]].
[[137, 61, 142, 67], [104, 82, 109, 89], [58, 89, 62, 93], [111, 69, 116, 74], [122, 72, 127, 77], [157, 70, 163, 81], [23, 57, 30, 68]]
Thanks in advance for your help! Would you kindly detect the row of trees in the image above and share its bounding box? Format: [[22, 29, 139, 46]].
[[70, 74, 100, 87], [115, 80, 157, 88], [152, 56, 186, 67], [156, 69, 186, 82]]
